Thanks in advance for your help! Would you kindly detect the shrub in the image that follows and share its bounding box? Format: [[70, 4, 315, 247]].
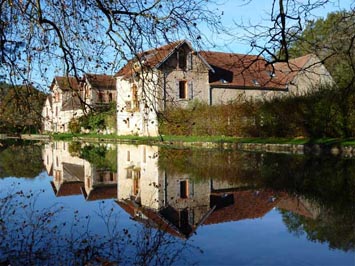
[[68, 118, 81, 133]]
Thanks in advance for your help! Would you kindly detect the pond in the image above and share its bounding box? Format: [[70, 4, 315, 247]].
[[0, 140, 354, 265]]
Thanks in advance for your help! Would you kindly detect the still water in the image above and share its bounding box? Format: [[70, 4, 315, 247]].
[[0, 140, 354, 265]]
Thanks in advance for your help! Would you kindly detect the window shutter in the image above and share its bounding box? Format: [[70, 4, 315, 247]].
[[188, 81, 193, 99], [176, 81, 180, 99], [189, 180, 194, 198], [187, 52, 193, 70]]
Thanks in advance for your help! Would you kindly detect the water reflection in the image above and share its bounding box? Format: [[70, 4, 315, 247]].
[[0, 140, 353, 265], [39, 141, 355, 250], [115, 145, 324, 240], [43, 141, 118, 201]]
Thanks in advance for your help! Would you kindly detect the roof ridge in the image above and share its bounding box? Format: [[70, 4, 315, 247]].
[[200, 50, 263, 58]]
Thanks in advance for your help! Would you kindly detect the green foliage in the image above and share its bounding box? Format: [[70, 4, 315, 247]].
[[257, 85, 354, 138], [0, 84, 46, 133], [79, 144, 117, 172], [158, 146, 355, 251], [160, 84, 354, 138], [79, 104, 116, 133], [68, 118, 81, 133], [159, 100, 257, 137], [0, 140, 43, 178], [289, 11, 354, 88]]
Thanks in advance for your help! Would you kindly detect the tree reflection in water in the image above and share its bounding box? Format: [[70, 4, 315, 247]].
[[0, 184, 200, 266], [157, 148, 355, 252], [0, 140, 354, 265]]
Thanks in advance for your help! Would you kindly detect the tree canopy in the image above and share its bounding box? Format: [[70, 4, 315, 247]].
[[0, 83, 46, 133], [1, 0, 223, 88]]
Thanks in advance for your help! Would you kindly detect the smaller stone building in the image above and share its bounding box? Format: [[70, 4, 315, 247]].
[[42, 74, 116, 133]]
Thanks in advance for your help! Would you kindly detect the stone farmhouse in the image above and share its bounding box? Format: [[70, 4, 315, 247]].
[[42, 74, 116, 133], [115, 40, 333, 136], [42, 40, 333, 135]]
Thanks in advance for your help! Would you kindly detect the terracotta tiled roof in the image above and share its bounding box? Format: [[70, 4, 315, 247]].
[[200, 51, 286, 90], [276, 194, 316, 219], [50, 181, 84, 197], [273, 54, 315, 85], [51, 76, 81, 91], [84, 74, 116, 90], [115, 40, 186, 78], [204, 189, 279, 225], [115, 40, 317, 89], [83, 184, 117, 201], [116, 199, 191, 239]]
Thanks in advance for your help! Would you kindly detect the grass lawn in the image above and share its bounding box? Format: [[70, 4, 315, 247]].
[[50, 133, 355, 146]]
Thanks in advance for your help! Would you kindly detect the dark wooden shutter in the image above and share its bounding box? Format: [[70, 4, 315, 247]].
[[176, 81, 180, 99], [187, 52, 193, 70]]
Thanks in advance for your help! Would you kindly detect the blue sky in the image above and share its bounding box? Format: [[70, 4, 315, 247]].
[[203, 0, 354, 53]]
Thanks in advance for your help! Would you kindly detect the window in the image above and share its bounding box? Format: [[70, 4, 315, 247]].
[[179, 81, 187, 99], [125, 101, 132, 112], [55, 92, 60, 102], [131, 84, 139, 110], [126, 169, 132, 179], [98, 91, 103, 102], [109, 93, 113, 102], [85, 87, 90, 98], [55, 106, 58, 116], [99, 172, 105, 182], [180, 180, 189, 199], [127, 151, 130, 161], [178, 50, 187, 69], [55, 170, 62, 181], [133, 170, 141, 196], [142, 146, 146, 163]]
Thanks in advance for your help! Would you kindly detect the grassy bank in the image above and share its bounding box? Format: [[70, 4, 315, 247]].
[[50, 133, 355, 146]]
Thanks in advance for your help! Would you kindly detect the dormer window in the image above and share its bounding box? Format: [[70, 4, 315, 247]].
[[178, 49, 187, 69]]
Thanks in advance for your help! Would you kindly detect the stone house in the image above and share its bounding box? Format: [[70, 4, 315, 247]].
[[115, 40, 333, 136], [82, 74, 116, 107], [42, 74, 116, 133], [42, 76, 84, 133]]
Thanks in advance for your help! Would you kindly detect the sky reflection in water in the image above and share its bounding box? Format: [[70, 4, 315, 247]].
[[0, 140, 354, 265]]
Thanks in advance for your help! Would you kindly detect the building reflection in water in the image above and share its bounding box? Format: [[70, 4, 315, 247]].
[[43, 142, 320, 239], [116, 144, 320, 239], [42, 141, 117, 201]]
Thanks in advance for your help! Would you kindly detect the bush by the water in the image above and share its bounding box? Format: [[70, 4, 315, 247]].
[[159, 85, 354, 138]]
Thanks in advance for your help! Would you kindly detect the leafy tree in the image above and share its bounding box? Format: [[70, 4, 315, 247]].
[[0, 140, 43, 178], [0, 84, 46, 133], [288, 11, 355, 136], [78, 144, 117, 172]]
